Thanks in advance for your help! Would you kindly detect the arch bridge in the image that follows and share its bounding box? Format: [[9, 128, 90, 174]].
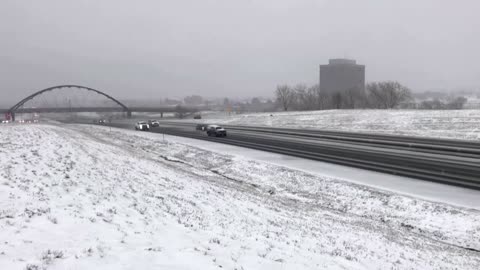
[[1, 85, 202, 121]]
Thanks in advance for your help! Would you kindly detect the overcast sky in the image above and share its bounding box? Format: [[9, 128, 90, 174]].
[[1, 0, 479, 103]]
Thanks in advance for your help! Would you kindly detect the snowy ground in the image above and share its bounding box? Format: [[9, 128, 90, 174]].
[[1, 124, 480, 269], [167, 135, 480, 210], [189, 110, 480, 141]]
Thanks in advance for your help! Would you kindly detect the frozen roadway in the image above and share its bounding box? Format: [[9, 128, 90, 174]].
[[77, 119, 480, 191]]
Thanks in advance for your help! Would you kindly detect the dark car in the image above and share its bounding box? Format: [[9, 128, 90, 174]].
[[193, 114, 202, 119], [206, 125, 227, 137]]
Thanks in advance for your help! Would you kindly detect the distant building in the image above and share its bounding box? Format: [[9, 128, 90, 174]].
[[320, 59, 365, 97]]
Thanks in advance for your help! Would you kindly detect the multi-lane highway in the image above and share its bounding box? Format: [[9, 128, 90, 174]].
[[89, 120, 480, 190]]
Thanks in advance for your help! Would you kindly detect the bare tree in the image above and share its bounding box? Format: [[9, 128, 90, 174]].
[[343, 87, 357, 109], [331, 92, 343, 109], [292, 84, 314, 110], [307, 84, 330, 110], [306, 85, 320, 110], [275, 84, 294, 111], [366, 81, 412, 109], [447, 96, 467, 109], [293, 84, 307, 93], [341, 86, 367, 109], [419, 96, 468, 110]]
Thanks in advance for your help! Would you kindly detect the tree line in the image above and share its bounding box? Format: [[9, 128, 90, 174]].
[[275, 81, 467, 111], [417, 97, 467, 110]]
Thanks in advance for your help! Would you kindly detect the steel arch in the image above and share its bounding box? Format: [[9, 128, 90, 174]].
[[8, 85, 130, 113]]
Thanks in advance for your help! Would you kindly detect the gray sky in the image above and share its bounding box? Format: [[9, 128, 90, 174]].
[[1, 0, 479, 104]]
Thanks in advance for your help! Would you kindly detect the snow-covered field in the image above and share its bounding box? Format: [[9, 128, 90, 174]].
[[1, 124, 479, 269], [192, 110, 480, 141]]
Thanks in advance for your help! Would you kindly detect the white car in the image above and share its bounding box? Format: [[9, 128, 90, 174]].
[[135, 121, 150, 131], [1, 120, 9, 124], [148, 120, 160, 127]]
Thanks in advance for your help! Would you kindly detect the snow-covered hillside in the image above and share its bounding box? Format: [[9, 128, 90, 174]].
[[192, 110, 480, 141], [1, 124, 479, 269]]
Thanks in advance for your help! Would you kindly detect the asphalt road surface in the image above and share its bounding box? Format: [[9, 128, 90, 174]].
[[85, 120, 480, 190]]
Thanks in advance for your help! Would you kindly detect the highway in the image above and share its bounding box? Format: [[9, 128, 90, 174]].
[[90, 120, 480, 190]]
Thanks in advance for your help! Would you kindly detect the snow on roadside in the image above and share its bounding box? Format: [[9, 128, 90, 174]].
[[0, 124, 479, 269], [188, 109, 480, 141]]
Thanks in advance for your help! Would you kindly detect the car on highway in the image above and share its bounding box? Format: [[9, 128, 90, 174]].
[[98, 119, 108, 125], [135, 121, 150, 131], [206, 125, 227, 137], [148, 120, 160, 127]]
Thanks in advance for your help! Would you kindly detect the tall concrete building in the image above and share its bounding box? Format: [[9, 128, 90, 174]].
[[319, 59, 365, 96]]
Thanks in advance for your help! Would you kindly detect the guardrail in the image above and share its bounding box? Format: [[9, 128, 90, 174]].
[[159, 121, 480, 157]]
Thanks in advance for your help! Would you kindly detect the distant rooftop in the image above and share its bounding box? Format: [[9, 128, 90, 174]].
[[328, 59, 357, 65]]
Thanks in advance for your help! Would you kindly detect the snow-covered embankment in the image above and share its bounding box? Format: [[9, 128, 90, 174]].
[[0, 124, 479, 269]]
